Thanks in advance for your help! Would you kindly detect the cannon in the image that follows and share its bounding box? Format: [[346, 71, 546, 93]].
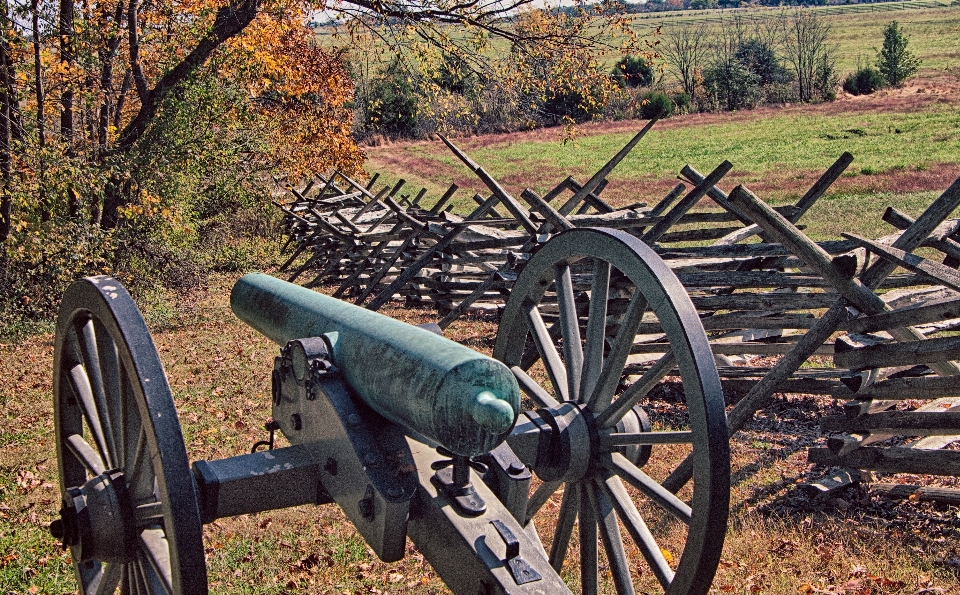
[[48, 227, 730, 595]]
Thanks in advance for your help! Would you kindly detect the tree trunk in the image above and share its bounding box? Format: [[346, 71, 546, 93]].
[[98, 0, 261, 229], [101, 173, 123, 228], [59, 0, 74, 152], [33, 0, 49, 222], [115, 0, 261, 153], [0, 0, 18, 242]]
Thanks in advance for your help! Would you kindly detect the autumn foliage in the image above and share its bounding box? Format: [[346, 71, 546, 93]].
[[0, 0, 363, 325], [0, 0, 642, 329]]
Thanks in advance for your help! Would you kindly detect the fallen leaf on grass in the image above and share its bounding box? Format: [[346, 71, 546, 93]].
[[870, 576, 906, 589], [769, 538, 799, 554]]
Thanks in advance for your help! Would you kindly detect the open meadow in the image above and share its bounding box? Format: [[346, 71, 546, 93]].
[[4, 3, 960, 594], [632, 0, 960, 75]]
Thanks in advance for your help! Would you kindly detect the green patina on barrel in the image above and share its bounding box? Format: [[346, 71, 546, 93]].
[[231, 273, 519, 456]]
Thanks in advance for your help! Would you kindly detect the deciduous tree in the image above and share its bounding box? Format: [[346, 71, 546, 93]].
[[0, 0, 638, 320], [781, 8, 836, 103], [661, 22, 709, 104]]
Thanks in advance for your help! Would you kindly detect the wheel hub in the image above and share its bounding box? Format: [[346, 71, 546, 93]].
[[50, 469, 138, 563], [509, 402, 654, 483], [511, 402, 598, 483]]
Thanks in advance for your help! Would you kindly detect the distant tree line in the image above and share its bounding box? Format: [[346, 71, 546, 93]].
[[353, 12, 922, 141]]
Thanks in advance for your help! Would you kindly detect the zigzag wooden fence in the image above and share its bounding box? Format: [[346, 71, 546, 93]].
[[273, 119, 960, 499]]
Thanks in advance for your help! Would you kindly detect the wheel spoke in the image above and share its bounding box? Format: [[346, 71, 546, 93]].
[[131, 551, 162, 595], [511, 366, 561, 409], [597, 351, 676, 428], [586, 292, 648, 411], [524, 302, 570, 402], [580, 259, 610, 402], [604, 453, 692, 524], [127, 562, 147, 595], [92, 562, 123, 595], [525, 480, 562, 525], [120, 564, 132, 595], [129, 561, 147, 595], [555, 263, 584, 402], [140, 528, 175, 593], [549, 482, 580, 571], [135, 501, 164, 526], [579, 484, 599, 595], [94, 318, 123, 468], [122, 370, 142, 476], [76, 320, 119, 468], [65, 433, 106, 476], [127, 428, 156, 502], [599, 473, 675, 589], [68, 364, 111, 468], [587, 480, 636, 595], [601, 430, 693, 447]]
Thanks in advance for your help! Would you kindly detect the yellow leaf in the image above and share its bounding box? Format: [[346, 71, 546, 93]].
[[660, 548, 673, 565]]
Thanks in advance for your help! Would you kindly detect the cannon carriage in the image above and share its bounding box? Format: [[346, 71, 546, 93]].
[[48, 227, 730, 595]]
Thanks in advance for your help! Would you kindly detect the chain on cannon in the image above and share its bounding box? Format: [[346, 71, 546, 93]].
[[48, 227, 730, 595]]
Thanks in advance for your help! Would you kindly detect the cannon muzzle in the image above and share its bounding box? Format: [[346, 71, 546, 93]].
[[231, 273, 520, 456]]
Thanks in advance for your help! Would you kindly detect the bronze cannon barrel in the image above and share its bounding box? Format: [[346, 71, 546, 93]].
[[231, 273, 519, 456]]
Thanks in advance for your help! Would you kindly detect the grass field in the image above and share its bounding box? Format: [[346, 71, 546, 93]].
[[365, 96, 960, 240], [364, 16, 960, 236], [636, 1, 960, 76]]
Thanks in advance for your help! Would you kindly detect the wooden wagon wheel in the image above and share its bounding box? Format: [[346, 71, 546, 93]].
[[495, 228, 729, 595], [50, 276, 207, 595]]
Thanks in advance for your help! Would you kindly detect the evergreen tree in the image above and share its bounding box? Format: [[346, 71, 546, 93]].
[[876, 21, 921, 88]]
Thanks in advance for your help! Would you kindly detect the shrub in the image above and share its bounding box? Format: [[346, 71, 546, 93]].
[[670, 91, 691, 114], [843, 66, 884, 95], [365, 60, 419, 136], [612, 56, 655, 88], [639, 91, 674, 119], [434, 53, 481, 97], [544, 87, 602, 123], [735, 39, 790, 86], [813, 49, 840, 102], [702, 59, 761, 111]]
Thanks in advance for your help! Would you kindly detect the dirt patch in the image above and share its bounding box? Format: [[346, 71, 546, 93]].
[[728, 162, 960, 201], [367, 150, 469, 188]]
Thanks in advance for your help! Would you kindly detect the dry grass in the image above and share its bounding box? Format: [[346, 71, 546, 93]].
[[3, 271, 960, 594]]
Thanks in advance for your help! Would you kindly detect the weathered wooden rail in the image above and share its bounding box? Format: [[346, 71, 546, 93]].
[[273, 121, 960, 497]]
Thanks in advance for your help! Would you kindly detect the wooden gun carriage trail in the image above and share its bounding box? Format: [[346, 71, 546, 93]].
[[275, 118, 960, 497], [46, 117, 960, 595]]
